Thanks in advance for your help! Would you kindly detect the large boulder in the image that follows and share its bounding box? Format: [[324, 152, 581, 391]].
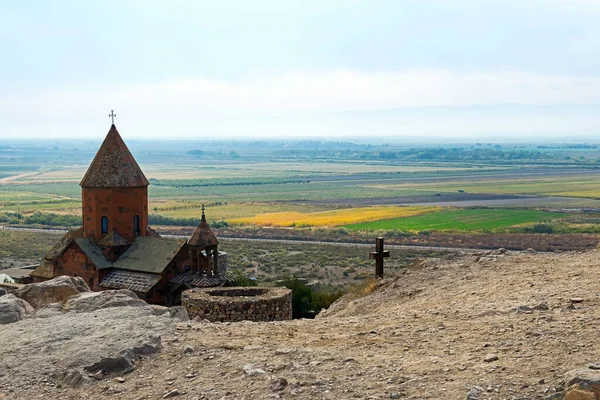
[[63, 289, 148, 313], [15, 276, 90, 309], [564, 367, 600, 399], [0, 294, 35, 324]]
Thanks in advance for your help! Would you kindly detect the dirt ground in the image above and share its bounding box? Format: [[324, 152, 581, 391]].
[[3, 249, 600, 399]]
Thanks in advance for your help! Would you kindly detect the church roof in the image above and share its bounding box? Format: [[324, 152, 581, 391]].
[[41, 231, 183, 278], [99, 270, 162, 293], [188, 210, 219, 247], [98, 230, 130, 247], [170, 273, 234, 288], [113, 237, 185, 274], [68, 236, 183, 274], [32, 228, 83, 279], [80, 124, 149, 188], [43, 228, 83, 263], [30, 260, 55, 279], [74, 238, 113, 270]]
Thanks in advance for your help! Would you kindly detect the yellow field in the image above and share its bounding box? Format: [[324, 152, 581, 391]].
[[230, 206, 440, 227]]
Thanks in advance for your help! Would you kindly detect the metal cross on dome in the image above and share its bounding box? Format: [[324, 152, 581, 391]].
[[108, 110, 116, 124]]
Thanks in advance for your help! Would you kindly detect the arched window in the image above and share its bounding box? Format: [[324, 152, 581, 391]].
[[133, 215, 140, 235], [101, 216, 108, 234]]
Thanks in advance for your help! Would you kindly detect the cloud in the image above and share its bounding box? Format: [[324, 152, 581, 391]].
[[2, 69, 600, 137]]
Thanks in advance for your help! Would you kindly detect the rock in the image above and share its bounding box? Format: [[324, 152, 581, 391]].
[[534, 302, 550, 311], [15, 276, 90, 309], [183, 346, 195, 354], [132, 335, 162, 356], [487, 248, 506, 255], [83, 335, 161, 375], [564, 368, 600, 397], [150, 305, 169, 315], [166, 306, 189, 321], [243, 364, 266, 376], [89, 371, 104, 380], [0, 294, 35, 324], [84, 353, 134, 375], [546, 392, 564, 400], [58, 368, 89, 388], [163, 389, 180, 398], [466, 386, 485, 399], [63, 289, 148, 313], [589, 363, 600, 370], [36, 302, 63, 318], [270, 377, 288, 391], [515, 305, 533, 314], [484, 354, 499, 363], [0, 288, 6, 297], [113, 377, 125, 383], [275, 348, 296, 355], [564, 383, 596, 400], [571, 298, 584, 304]]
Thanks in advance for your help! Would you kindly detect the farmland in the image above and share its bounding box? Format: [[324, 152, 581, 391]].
[[230, 206, 439, 227], [366, 174, 600, 199], [344, 208, 566, 232], [3, 137, 600, 243]]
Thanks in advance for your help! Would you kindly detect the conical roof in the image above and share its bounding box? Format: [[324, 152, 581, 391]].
[[188, 209, 219, 247], [98, 230, 130, 247], [80, 124, 149, 188]]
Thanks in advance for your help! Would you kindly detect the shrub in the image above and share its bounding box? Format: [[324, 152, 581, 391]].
[[229, 268, 257, 287], [532, 223, 554, 234], [23, 212, 81, 227], [311, 289, 344, 311], [148, 214, 228, 228], [282, 277, 313, 318]]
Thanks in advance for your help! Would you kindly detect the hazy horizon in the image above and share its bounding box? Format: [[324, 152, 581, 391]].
[[2, 0, 600, 139]]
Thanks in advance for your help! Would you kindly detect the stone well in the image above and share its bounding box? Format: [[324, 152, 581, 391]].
[[182, 286, 292, 322]]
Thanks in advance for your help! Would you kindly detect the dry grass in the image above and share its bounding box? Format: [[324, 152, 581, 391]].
[[346, 277, 378, 299]]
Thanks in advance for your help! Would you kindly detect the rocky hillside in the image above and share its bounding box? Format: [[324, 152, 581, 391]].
[[2, 250, 600, 399]]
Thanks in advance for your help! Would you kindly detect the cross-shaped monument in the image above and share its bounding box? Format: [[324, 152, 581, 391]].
[[369, 237, 390, 278], [108, 110, 117, 124]]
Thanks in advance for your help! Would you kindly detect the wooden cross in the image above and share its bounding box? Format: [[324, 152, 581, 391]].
[[369, 237, 390, 278], [108, 110, 116, 124]]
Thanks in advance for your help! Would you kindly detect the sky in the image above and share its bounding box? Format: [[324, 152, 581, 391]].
[[1, 0, 600, 139]]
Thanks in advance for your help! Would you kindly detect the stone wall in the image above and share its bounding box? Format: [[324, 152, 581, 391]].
[[182, 286, 292, 322]]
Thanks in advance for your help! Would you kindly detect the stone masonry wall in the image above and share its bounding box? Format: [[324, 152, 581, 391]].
[[182, 287, 292, 322]]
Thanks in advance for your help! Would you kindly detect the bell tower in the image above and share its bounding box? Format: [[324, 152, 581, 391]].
[[188, 206, 220, 275], [80, 123, 149, 242]]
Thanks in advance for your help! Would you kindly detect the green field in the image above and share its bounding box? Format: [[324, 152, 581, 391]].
[[344, 209, 567, 232]]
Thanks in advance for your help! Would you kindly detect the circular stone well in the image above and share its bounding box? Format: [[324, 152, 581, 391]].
[[182, 286, 292, 322]]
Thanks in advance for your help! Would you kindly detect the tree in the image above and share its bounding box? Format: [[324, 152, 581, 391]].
[[283, 277, 313, 318]]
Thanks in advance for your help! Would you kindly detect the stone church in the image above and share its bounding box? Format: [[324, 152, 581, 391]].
[[31, 123, 232, 304]]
